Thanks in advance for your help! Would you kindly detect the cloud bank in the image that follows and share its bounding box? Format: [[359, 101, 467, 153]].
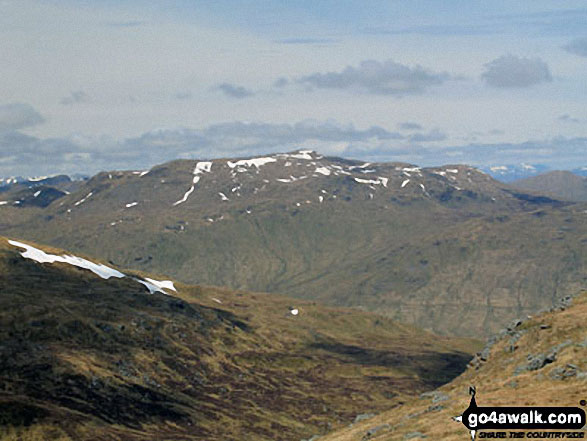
[[297, 59, 452, 95]]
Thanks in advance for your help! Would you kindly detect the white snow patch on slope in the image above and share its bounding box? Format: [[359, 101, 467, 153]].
[[287, 150, 314, 160], [315, 167, 331, 176], [33, 190, 41, 197], [401, 179, 410, 188], [8, 240, 177, 295], [125, 202, 138, 208], [173, 186, 195, 206], [0, 201, 8, 206], [28, 176, 49, 182], [143, 277, 176, 292], [219, 192, 229, 201], [194, 161, 212, 174], [227, 157, 276, 169], [74, 192, 93, 206], [349, 163, 372, 170], [354, 177, 388, 187], [8, 240, 125, 280], [173, 161, 211, 206]]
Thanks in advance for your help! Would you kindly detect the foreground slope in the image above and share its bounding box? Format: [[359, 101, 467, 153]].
[[1, 151, 586, 337], [321, 292, 587, 441], [0, 237, 478, 441]]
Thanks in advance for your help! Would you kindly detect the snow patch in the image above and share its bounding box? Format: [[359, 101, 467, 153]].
[[173, 186, 195, 206], [8, 240, 125, 280], [401, 179, 410, 188], [219, 192, 229, 201], [315, 167, 331, 176], [227, 157, 276, 169], [354, 176, 388, 187], [287, 150, 314, 160], [74, 192, 93, 206], [125, 202, 138, 208], [143, 277, 176, 293], [173, 161, 211, 206], [33, 190, 41, 198], [8, 240, 179, 295]]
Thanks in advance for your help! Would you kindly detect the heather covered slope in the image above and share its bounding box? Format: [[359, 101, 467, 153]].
[[1, 151, 585, 337], [320, 292, 587, 441], [0, 237, 478, 441]]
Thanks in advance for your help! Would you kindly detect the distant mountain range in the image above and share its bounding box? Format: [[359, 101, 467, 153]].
[[0, 236, 477, 440], [1, 151, 586, 338], [480, 163, 587, 182]]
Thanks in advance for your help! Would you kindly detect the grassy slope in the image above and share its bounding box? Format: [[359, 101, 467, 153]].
[[320, 292, 587, 441], [0, 237, 479, 441]]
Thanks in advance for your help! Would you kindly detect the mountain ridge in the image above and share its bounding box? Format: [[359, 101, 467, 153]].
[[512, 170, 587, 202], [1, 150, 585, 338]]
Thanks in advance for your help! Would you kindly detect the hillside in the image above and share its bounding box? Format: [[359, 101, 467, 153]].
[[1, 151, 586, 337], [320, 291, 587, 441], [0, 236, 478, 441], [512, 170, 587, 202]]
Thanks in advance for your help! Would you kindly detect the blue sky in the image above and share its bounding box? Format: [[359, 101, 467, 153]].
[[1, 0, 586, 176]]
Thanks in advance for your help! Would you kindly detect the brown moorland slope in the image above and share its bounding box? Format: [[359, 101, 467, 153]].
[[0, 237, 479, 441]]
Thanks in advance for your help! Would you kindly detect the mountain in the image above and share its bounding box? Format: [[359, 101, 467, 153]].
[[0, 175, 74, 191], [480, 164, 550, 182], [1, 151, 586, 338], [320, 291, 587, 441], [512, 170, 587, 202], [0, 174, 88, 208], [0, 236, 478, 441]]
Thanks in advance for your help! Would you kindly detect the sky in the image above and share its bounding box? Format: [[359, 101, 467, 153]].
[[1, 0, 586, 177]]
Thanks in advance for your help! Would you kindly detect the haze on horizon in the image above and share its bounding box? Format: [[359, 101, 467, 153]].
[[1, 0, 586, 177]]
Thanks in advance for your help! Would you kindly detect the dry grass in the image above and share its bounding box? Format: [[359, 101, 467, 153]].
[[322, 292, 587, 441]]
